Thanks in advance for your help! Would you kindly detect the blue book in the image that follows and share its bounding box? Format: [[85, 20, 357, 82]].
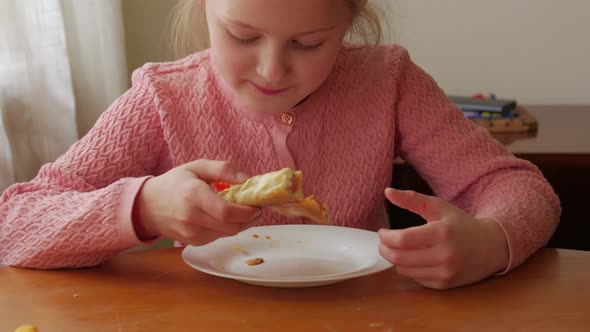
[[449, 95, 516, 115]]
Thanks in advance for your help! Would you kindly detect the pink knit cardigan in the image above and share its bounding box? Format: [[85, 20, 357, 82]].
[[0, 45, 560, 270]]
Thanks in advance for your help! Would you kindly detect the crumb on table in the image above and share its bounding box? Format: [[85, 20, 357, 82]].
[[15, 325, 38, 332]]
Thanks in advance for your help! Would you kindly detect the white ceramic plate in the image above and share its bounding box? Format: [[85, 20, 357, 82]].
[[182, 225, 393, 287]]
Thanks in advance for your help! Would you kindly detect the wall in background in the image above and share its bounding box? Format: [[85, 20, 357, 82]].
[[122, 0, 590, 104], [382, 0, 590, 104], [121, 0, 176, 80]]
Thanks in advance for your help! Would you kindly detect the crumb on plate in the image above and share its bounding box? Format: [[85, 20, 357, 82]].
[[234, 244, 248, 254], [245, 258, 264, 266]]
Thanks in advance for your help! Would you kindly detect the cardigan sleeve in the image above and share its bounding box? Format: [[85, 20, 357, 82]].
[[0, 68, 166, 269], [391, 48, 560, 272]]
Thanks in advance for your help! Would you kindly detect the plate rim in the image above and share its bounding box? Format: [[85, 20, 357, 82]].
[[181, 224, 393, 285]]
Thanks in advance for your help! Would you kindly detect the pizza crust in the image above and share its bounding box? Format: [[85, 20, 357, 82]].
[[270, 195, 329, 225], [217, 168, 329, 224]]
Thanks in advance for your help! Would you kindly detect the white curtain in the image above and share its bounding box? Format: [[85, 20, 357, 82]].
[[0, 0, 128, 191]]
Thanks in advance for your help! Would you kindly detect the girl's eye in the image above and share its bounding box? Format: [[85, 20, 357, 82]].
[[233, 36, 259, 44], [228, 31, 259, 44], [292, 40, 322, 50]]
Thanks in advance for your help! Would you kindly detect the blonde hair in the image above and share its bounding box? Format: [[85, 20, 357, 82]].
[[345, 0, 384, 46], [168, 0, 384, 60]]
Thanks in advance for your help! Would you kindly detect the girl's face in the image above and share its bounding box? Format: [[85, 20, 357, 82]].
[[205, 0, 353, 114]]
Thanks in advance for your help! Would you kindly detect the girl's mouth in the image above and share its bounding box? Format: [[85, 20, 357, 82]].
[[251, 82, 289, 96]]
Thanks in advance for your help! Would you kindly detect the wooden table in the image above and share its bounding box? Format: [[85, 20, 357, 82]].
[[1, 247, 589, 331]]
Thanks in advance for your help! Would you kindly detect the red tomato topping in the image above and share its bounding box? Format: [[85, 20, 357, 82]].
[[212, 182, 231, 192]]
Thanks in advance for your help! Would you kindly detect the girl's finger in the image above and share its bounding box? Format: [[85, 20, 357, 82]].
[[413, 279, 453, 290], [180, 228, 232, 247], [395, 265, 452, 282], [206, 200, 261, 225], [178, 214, 261, 246], [182, 159, 249, 184], [385, 188, 448, 222], [185, 205, 248, 235], [191, 179, 261, 224], [378, 242, 442, 267], [181, 215, 261, 246], [378, 222, 440, 249]]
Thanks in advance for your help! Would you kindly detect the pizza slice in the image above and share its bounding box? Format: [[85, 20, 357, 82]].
[[269, 195, 329, 225], [213, 168, 329, 224]]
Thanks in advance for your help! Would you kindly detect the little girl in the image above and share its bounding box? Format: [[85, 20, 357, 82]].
[[0, 0, 559, 289]]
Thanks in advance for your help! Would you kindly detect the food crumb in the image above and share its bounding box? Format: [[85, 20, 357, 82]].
[[15, 325, 38, 332], [245, 258, 264, 266], [252, 234, 259, 239], [234, 244, 248, 254], [265, 235, 271, 240], [73, 294, 80, 298]]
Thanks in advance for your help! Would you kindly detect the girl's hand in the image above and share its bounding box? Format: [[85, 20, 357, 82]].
[[133, 160, 261, 245], [379, 188, 509, 289]]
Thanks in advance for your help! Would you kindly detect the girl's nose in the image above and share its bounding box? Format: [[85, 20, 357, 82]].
[[256, 44, 288, 86]]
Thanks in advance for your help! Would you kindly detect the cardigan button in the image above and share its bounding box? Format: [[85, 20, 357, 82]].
[[281, 112, 295, 125]]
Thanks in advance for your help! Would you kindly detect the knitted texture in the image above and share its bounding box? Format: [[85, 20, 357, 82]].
[[0, 45, 560, 270]]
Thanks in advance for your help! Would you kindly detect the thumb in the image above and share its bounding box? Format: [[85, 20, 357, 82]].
[[182, 159, 249, 184], [385, 188, 444, 222]]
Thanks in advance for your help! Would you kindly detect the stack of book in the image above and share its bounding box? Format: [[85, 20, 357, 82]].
[[448, 95, 517, 119], [448, 94, 537, 134]]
